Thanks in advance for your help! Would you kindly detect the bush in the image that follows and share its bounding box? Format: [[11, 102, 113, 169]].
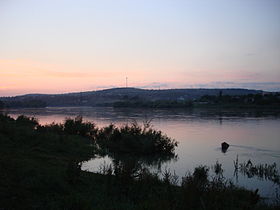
[[16, 115, 39, 128], [64, 116, 98, 137], [95, 121, 178, 156]]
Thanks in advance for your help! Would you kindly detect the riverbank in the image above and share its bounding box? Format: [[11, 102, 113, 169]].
[[0, 114, 279, 209]]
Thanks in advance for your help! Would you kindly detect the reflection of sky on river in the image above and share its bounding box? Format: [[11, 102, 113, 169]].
[[2, 107, 280, 199]]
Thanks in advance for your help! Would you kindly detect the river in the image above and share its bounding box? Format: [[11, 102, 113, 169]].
[[2, 106, 280, 200]]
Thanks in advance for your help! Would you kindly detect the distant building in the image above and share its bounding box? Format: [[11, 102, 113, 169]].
[[177, 96, 185, 101]]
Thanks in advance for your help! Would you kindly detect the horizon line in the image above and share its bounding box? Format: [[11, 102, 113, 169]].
[[0, 86, 271, 98]]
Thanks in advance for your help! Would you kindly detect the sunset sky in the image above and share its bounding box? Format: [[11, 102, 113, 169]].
[[1, 0, 280, 96]]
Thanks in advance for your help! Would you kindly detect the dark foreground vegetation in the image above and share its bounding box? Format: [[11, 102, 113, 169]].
[[0, 114, 279, 210]]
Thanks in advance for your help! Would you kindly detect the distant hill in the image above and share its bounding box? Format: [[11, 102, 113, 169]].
[[0, 88, 263, 107]]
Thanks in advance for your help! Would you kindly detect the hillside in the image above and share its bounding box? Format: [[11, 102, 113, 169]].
[[0, 88, 262, 107]]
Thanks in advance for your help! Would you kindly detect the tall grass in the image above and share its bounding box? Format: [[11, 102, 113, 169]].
[[233, 156, 280, 185]]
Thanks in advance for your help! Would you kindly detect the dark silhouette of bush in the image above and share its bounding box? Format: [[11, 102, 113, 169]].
[[0, 114, 94, 209], [95, 121, 178, 156], [16, 115, 39, 129], [180, 165, 264, 210], [66, 160, 82, 184], [64, 116, 98, 137]]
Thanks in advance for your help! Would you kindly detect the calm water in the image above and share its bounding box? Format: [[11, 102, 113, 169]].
[[2, 107, 280, 199]]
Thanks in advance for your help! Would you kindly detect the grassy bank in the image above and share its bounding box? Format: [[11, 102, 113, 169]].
[[0, 114, 279, 209]]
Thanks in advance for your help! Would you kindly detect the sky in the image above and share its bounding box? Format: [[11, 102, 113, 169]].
[[0, 0, 280, 96]]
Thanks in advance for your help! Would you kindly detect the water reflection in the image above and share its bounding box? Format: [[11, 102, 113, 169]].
[[100, 153, 177, 178], [96, 152, 178, 175], [1, 106, 280, 123], [234, 158, 280, 186], [2, 106, 280, 198]]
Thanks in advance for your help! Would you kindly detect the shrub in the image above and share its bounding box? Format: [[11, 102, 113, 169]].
[[95, 121, 178, 156], [16, 115, 39, 128]]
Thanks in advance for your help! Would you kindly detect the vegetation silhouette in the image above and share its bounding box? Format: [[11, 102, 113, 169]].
[[95, 120, 178, 156], [0, 114, 279, 209], [233, 156, 280, 185], [0, 100, 4, 108]]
